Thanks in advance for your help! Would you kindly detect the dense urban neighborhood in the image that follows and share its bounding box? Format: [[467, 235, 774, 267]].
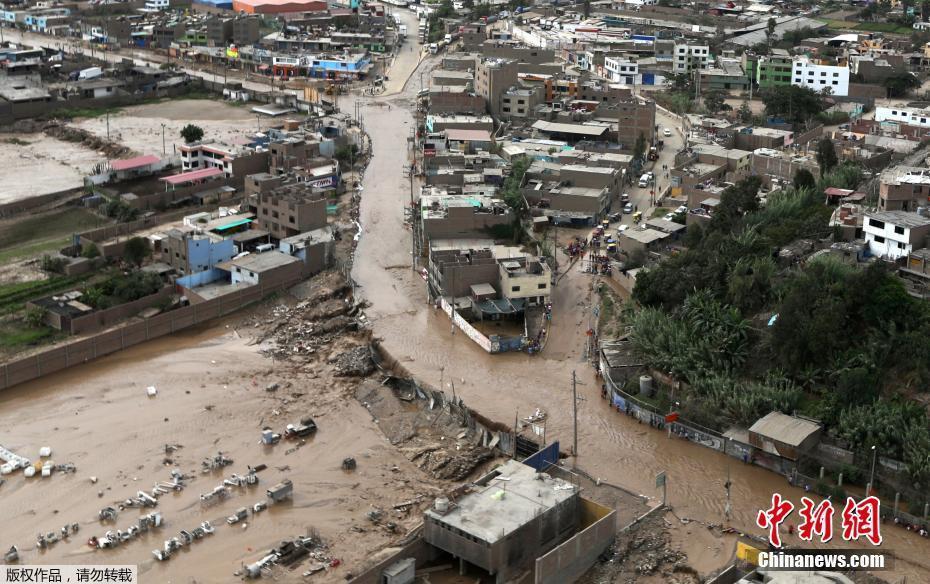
[[1, 0, 930, 582]]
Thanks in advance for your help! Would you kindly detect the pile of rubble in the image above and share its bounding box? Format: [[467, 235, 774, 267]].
[[239, 532, 334, 579], [582, 512, 698, 584], [44, 123, 133, 159], [331, 345, 374, 377], [254, 275, 365, 361], [356, 380, 495, 482]]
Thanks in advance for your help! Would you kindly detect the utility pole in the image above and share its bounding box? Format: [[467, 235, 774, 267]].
[[161, 123, 166, 155], [724, 438, 732, 523], [106, 110, 110, 141], [572, 370, 578, 459]]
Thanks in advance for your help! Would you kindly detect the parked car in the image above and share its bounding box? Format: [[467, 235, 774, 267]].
[[609, 212, 622, 222], [664, 213, 676, 221], [623, 203, 634, 214], [663, 128, 672, 137], [676, 205, 688, 214], [617, 224, 629, 234], [620, 193, 630, 203]]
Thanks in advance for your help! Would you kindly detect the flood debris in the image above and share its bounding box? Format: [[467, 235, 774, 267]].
[[341, 457, 357, 471], [0, 445, 32, 475], [284, 417, 317, 439], [227, 507, 249, 525], [331, 346, 375, 377], [265, 479, 293, 503], [241, 532, 331, 579], [4, 546, 18, 563], [260, 429, 281, 445], [36, 523, 79, 549], [88, 511, 163, 550], [152, 521, 215, 561], [200, 485, 231, 506], [98, 507, 118, 522], [202, 451, 233, 473]]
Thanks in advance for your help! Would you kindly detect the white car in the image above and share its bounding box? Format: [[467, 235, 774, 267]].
[[663, 128, 672, 137], [618, 225, 629, 234], [676, 205, 688, 214], [623, 203, 634, 214], [664, 213, 676, 221]]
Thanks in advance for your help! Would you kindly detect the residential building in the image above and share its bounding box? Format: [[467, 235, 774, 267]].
[[161, 229, 236, 275], [875, 105, 930, 130], [751, 148, 819, 188], [256, 184, 328, 239], [604, 55, 639, 85], [672, 42, 709, 73], [754, 48, 793, 88], [278, 226, 334, 275], [601, 94, 656, 152], [698, 58, 749, 91], [500, 86, 541, 119], [878, 166, 930, 211], [791, 56, 849, 97], [142, 0, 171, 12], [426, 240, 552, 319], [418, 189, 512, 251], [863, 210, 930, 260], [423, 459, 583, 582], [220, 251, 302, 286], [474, 58, 519, 118], [179, 140, 269, 178]]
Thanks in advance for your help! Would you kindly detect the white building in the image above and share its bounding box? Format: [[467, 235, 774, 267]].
[[673, 43, 709, 73], [791, 57, 849, 96], [875, 105, 930, 129], [604, 56, 640, 85], [863, 210, 930, 260], [141, 0, 169, 11]]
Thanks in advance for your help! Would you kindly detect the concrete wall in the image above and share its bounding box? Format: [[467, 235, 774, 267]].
[[64, 285, 174, 335], [534, 502, 616, 584], [0, 275, 301, 391], [347, 534, 437, 584]]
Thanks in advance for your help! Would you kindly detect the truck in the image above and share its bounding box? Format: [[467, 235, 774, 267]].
[[428, 43, 439, 54], [70, 66, 102, 81]]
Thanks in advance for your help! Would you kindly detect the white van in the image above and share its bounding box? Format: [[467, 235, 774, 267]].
[[638, 173, 650, 188]]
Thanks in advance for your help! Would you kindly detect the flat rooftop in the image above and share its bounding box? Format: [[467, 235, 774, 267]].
[[424, 460, 576, 545], [219, 250, 300, 272], [867, 210, 930, 229]]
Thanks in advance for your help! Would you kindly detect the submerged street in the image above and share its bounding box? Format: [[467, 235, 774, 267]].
[[351, 47, 930, 580]]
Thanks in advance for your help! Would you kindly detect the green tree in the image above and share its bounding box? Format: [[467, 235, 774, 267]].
[[703, 89, 731, 115], [737, 101, 753, 123], [710, 176, 762, 232], [883, 71, 921, 98], [815, 137, 838, 177], [180, 124, 204, 143], [123, 236, 151, 267], [632, 133, 647, 161], [793, 168, 817, 190], [669, 72, 693, 93], [766, 17, 777, 44], [761, 85, 825, 126], [501, 157, 530, 211]]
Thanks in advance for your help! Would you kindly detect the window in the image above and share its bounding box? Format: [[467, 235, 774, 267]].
[[869, 218, 885, 229], [262, 208, 268, 215], [894, 225, 905, 235], [832, 81, 838, 85], [795, 78, 801, 83], [873, 235, 885, 243], [833, 72, 839, 77], [898, 242, 906, 249], [289, 215, 295, 224], [511, 286, 521, 292], [537, 283, 547, 289]]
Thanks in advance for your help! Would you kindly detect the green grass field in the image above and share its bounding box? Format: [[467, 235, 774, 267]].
[[819, 19, 912, 35], [0, 208, 103, 264]]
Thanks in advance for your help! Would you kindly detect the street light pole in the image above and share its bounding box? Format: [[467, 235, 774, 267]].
[[867, 445, 878, 497], [572, 370, 578, 458]]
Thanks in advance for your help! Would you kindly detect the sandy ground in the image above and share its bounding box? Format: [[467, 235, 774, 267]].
[[0, 134, 103, 204], [0, 307, 450, 583], [72, 100, 261, 160]]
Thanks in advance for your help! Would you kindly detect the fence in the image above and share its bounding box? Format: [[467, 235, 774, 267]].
[[0, 187, 84, 218], [0, 275, 301, 392], [602, 369, 795, 475]]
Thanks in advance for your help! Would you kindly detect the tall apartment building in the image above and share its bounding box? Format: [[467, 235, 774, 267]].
[[791, 56, 849, 96], [256, 184, 328, 239], [755, 49, 793, 88], [474, 58, 519, 119], [603, 95, 656, 151], [672, 43, 709, 73]]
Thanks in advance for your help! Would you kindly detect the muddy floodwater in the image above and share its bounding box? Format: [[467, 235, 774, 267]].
[[350, 59, 930, 580], [0, 321, 445, 582]]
